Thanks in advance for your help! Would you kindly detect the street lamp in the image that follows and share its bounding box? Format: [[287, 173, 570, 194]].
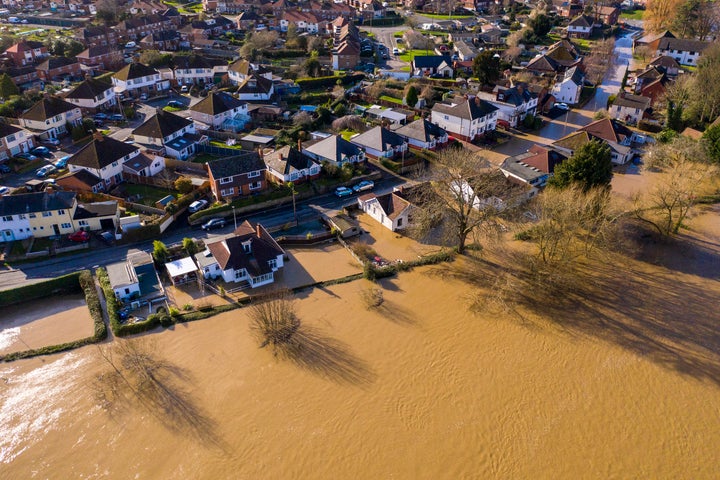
[[231, 205, 237, 230], [287, 181, 298, 226]]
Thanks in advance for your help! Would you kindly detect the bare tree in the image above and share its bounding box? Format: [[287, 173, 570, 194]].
[[249, 291, 300, 353], [411, 147, 525, 254]]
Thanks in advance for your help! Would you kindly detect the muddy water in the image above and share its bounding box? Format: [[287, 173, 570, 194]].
[[2, 260, 719, 479], [0, 294, 93, 355]]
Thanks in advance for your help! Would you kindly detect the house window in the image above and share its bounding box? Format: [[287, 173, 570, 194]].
[[42, 212, 52, 217], [2, 215, 12, 222], [397, 218, 403, 228], [29, 213, 36, 218], [247, 170, 261, 178], [79, 220, 89, 226], [6, 134, 16, 143], [124, 288, 130, 294], [219, 177, 233, 184], [249, 181, 262, 190], [58, 209, 65, 215], [268, 258, 277, 269], [61, 222, 71, 229], [220, 187, 235, 197]]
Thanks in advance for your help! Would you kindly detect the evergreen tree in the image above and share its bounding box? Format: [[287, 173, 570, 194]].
[[0, 73, 19, 99], [548, 140, 613, 191]]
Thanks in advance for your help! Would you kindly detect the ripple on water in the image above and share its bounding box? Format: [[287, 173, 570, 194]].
[[0, 353, 87, 464]]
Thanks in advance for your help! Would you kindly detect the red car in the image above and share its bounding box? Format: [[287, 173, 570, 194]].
[[68, 230, 90, 242]]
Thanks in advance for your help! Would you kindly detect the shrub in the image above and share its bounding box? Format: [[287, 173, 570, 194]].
[[360, 286, 384, 309], [182, 303, 194, 311], [169, 306, 180, 317]]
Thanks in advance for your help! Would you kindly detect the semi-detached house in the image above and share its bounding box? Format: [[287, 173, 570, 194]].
[[63, 77, 116, 112], [132, 109, 200, 160], [19, 96, 82, 141], [189, 91, 248, 129], [430, 96, 498, 142], [112, 62, 170, 100], [207, 152, 267, 202], [68, 134, 141, 189], [0, 122, 35, 162]]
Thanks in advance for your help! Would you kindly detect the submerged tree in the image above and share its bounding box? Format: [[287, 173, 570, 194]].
[[249, 291, 300, 354]]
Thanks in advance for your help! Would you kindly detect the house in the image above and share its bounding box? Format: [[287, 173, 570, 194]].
[[302, 134, 365, 166], [62, 77, 116, 112], [206, 152, 267, 201], [236, 75, 274, 101], [656, 37, 711, 67], [0, 122, 35, 162], [227, 58, 253, 85], [454, 41, 479, 62], [115, 14, 176, 41], [122, 152, 166, 178], [195, 220, 285, 288], [35, 56, 82, 82], [139, 31, 182, 51], [500, 145, 568, 187], [648, 55, 681, 77], [350, 126, 407, 160], [106, 252, 164, 303], [189, 92, 249, 129], [567, 15, 594, 39], [236, 10, 264, 28], [553, 0, 582, 18], [68, 134, 141, 188], [633, 30, 675, 53], [412, 55, 454, 78], [75, 46, 124, 71], [431, 96, 499, 142], [132, 110, 199, 160], [55, 169, 105, 194], [596, 6, 620, 25], [638, 75, 668, 106], [332, 21, 360, 70], [525, 39, 583, 75], [264, 145, 321, 184], [112, 63, 170, 100], [2, 65, 39, 88], [552, 66, 584, 105], [74, 26, 118, 48], [365, 106, 413, 125], [477, 84, 539, 128], [357, 191, 413, 232], [19, 96, 82, 141], [394, 118, 448, 150], [180, 16, 235, 42], [552, 117, 637, 164], [172, 55, 227, 86], [0, 190, 118, 242], [280, 11, 320, 33], [610, 92, 651, 126], [4, 40, 48, 67]]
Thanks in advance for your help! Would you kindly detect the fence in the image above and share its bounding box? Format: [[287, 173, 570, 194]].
[[196, 144, 248, 157], [197, 128, 246, 142], [164, 157, 207, 175]]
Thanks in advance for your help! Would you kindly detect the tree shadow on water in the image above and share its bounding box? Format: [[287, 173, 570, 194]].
[[93, 340, 228, 452], [276, 326, 376, 387]]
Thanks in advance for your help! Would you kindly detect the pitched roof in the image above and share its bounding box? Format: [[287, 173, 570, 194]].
[[69, 136, 140, 170], [432, 96, 498, 121], [76, 45, 120, 59], [577, 117, 634, 143], [21, 96, 77, 121], [494, 84, 537, 106], [568, 14, 593, 28], [190, 91, 246, 116], [500, 156, 547, 184], [264, 145, 317, 175], [649, 55, 680, 70], [56, 169, 103, 190], [73, 201, 118, 220], [228, 58, 252, 75], [236, 75, 273, 95], [612, 92, 651, 110], [350, 126, 405, 151], [64, 78, 113, 100], [113, 62, 159, 81], [35, 56, 78, 72], [172, 54, 225, 70], [205, 220, 284, 276], [207, 152, 266, 179], [657, 37, 711, 53], [0, 191, 76, 216], [504, 144, 567, 174], [304, 134, 363, 163], [395, 118, 447, 143], [364, 192, 411, 220], [5, 40, 45, 54], [0, 122, 23, 139], [412, 55, 450, 69], [132, 110, 193, 139]]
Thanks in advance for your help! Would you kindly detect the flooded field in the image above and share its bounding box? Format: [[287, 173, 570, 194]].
[[0, 294, 93, 356]]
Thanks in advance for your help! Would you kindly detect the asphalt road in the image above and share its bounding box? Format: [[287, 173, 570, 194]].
[[0, 175, 404, 291]]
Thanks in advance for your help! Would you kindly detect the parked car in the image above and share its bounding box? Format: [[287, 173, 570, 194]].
[[334, 186, 353, 198], [36, 165, 56, 178], [16, 152, 37, 161], [167, 100, 184, 109], [68, 230, 90, 242], [202, 218, 226, 231], [109, 113, 124, 122], [555, 102, 569, 111], [0, 186, 11, 195], [54, 155, 71, 169], [392, 47, 400, 55], [352, 180, 375, 193], [97, 231, 115, 245], [188, 199, 209, 213], [41, 138, 61, 147], [93, 112, 108, 120], [125, 41, 137, 49], [180, 85, 189, 93], [0, 164, 10, 174], [140, 93, 148, 101], [31, 146, 54, 158]]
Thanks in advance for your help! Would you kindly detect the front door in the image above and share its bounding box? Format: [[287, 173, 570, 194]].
[[53, 224, 60, 235], [1, 229, 14, 242]]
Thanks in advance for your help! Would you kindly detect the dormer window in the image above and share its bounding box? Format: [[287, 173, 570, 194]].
[[242, 240, 252, 253]]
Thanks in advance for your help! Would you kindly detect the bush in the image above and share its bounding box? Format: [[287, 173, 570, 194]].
[[0, 271, 82, 307]]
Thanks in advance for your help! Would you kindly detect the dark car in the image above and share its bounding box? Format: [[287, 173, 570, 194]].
[[31, 146, 54, 159], [202, 218, 226, 231], [97, 231, 115, 245], [167, 100, 185, 109], [0, 164, 10, 174], [16, 152, 37, 161], [109, 114, 124, 122], [93, 112, 108, 120]]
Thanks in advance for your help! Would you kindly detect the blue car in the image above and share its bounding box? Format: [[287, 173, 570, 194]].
[[31, 146, 54, 159], [334, 186, 353, 198], [54, 155, 71, 169]]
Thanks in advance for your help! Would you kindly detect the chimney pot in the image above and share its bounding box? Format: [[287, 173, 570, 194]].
[[256, 224, 262, 238]]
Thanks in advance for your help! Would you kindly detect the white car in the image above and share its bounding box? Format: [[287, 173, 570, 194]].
[[0, 186, 11, 195], [188, 199, 209, 213], [392, 47, 400, 55], [555, 103, 569, 111]]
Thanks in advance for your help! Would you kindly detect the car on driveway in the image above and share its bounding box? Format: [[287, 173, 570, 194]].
[[167, 100, 185, 109], [554, 102, 569, 111], [93, 112, 108, 120], [188, 199, 209, 213], [352, 180, 374, 193], [31, 146, 54, 159], [0, 164, 10, 174], [97, 231, 115, 245], [41, 138, 61, 147], [36, 165, 57, 178], [0, 186, 11, 195], [54, 155, 71, 168], [109, 114, 124, 122], [16, 152, 37, 161], [334, 186, 353, 198], [68, 230, 90, 242], [202, 218, 226, 231]]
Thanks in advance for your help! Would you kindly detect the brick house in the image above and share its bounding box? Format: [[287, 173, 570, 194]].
[[74, 26, 118, 48], [76, 46, 124, 71], [206, 152, 267, 201], [35, 56, 82, 82], [4, 40, 48, 67]]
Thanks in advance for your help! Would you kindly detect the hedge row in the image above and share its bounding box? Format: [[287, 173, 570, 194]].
[[0, 271, 83, 307], [0, 270, 107, 362], [364, 249, 456, 280], [296, 74, 365, 89]]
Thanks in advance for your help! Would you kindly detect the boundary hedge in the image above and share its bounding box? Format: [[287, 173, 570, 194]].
[[296, 74, 364, 89], [0, 271, 82, 307], [0, 270, 107, 362]]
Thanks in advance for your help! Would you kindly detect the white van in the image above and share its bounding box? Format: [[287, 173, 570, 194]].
[[125, 41, 136, 49], [8, 17, 19, 23]]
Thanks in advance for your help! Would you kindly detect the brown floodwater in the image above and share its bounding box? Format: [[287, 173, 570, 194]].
[[0, 294, 93, 356], [2, 247, 719, 479]]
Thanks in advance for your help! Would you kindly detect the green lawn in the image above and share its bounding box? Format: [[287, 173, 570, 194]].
[[340, 129, 358, 140], [399, 48, 434, 62], [620, 9, 645, 20], [380, 95, 403, 105], [420, 13, 474, 19], [393, 30, 407, 38], [209, 140, 243, 150], [163, 106, 183, 112], [124, 184, 176, 206], [192, 153, 220, 164]]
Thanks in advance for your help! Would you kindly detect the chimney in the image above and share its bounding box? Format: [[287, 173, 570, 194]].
[[256, 223, 262, 238], [297, 138, 302, 151], [93, 131, 104, 141], [474, 96, 480, 106], [278, 152, 284, 161], [46, 185, 54, 194]]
